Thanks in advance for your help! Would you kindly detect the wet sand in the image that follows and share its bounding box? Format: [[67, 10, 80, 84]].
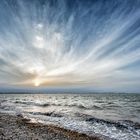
[[0, 113, 101, 140]]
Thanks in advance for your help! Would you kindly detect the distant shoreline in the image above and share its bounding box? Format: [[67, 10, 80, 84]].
[[0, 92, 140, 94]]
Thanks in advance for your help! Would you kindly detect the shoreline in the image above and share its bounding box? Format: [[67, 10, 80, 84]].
[[0, 113, 102, 140]]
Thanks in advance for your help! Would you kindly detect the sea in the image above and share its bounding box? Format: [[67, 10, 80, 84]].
[[0, 93, 140, 140]]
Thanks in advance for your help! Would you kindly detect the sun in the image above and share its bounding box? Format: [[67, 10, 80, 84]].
[[34, 79, 40, 87]]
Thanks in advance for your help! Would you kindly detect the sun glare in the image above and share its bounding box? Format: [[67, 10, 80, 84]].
[[34, 79, 40, 87]]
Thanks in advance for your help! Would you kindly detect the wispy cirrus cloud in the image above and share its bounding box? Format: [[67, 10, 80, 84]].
[[0, 0, 140, 92]]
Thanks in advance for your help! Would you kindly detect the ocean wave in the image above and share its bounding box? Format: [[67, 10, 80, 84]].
[[14, 100, 103, 110], [86, 117, 140, 131], [0, 105, 15, 111], [92, 105, 103, 110], [14, 101, 51, 107], [38, 103, 50, 107], [122, 120, 140, 130], [66, 104, 87, 109], [75, 112, 92, 118], [0, 99, 7, 103], [102, 104, 120, 109], [15, 101, 34, 105], [29, 112, 63, 117]]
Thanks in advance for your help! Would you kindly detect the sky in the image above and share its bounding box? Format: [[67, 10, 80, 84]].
[[0, 0, 140, 93]]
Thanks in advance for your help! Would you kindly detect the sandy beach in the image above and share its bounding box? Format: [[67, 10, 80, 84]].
[[0, 113, 101, 140]]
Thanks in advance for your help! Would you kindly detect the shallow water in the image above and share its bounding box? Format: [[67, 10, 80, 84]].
[[0, 93, 140, 140]]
